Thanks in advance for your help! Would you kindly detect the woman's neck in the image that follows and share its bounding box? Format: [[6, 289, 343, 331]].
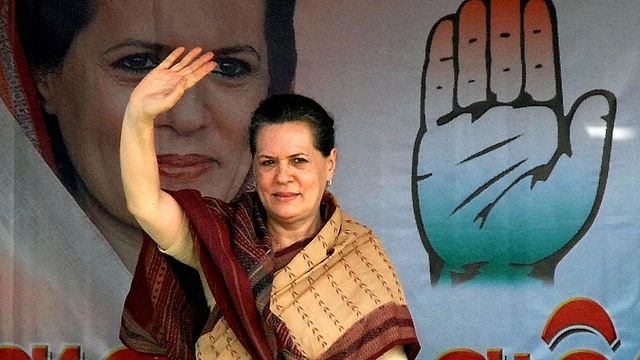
[[74, 183, 143, 274], [268, 213, 323, 251]]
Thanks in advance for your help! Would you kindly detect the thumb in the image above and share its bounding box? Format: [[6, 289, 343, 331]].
[[549, 89, 617, 221], [565, 89, 616, 162]]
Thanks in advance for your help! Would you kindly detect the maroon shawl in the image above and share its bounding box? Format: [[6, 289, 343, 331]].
[[121, 189, 285, 359]]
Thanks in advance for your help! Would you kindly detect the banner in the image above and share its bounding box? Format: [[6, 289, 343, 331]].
[[2, 0, 639, 359]]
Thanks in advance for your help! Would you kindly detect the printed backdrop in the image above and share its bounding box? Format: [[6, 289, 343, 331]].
[[2, 0, 640, 359]]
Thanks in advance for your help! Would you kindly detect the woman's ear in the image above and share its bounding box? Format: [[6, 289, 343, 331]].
[[32, 69, 59, 115], [327, 147, 337, 178]]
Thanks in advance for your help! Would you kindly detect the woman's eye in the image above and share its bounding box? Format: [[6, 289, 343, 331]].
[[293, 158, 308, 164], [260, 159, 275, 166], [111, 54, 159, 74], [212, 57, 252, 79]]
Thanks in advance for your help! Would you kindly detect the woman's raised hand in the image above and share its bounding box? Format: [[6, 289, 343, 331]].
[[127, 47, 216, 120], [120, 47, 214, 251]]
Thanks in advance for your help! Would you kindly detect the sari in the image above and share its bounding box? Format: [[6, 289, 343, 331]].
[[121, 189, 420, 360]]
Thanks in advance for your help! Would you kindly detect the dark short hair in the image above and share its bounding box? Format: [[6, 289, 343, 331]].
[[16, 0, 297, 95], [16, 0, 95, 70], [249, 93, 335, 157]]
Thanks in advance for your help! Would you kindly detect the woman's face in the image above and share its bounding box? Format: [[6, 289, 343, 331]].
[[37, 0, 268, 225], [254, 121, 336, 227]]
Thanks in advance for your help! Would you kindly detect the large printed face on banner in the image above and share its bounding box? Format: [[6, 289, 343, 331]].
[[412, 0, 616, 285], [3, 0, 296, 358], [35, 0, 268, 226]]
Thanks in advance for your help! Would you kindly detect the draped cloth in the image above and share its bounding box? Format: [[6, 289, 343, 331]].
[[0, 2, 206, 357], [121, 189, 420, 360], [121, 233, 210, 359], [0, 0, 55, 169]]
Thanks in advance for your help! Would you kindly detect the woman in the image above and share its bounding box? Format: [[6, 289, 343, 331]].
[[1, 0, 295, 357], [120, 47, 420, 359]]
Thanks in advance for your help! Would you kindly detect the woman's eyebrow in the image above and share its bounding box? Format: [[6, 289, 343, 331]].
[[213, 45, 261, 61], [258, 153, 308, 159], [103, 40, 161, 54], [104, 41, 261, 61]]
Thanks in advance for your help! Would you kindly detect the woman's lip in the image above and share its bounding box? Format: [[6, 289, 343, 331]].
[[273, 192, 299, 200], [157, 154, 218, 180]]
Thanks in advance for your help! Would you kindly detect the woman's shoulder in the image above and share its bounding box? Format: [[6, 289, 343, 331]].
[[167, 188, 235, 219], [338, 210, 373, 234], [321, 191, 375, 237], [231, 190, 260, 205]]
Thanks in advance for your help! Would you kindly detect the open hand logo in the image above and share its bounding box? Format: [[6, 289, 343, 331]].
[[411, 0, 616, 285]]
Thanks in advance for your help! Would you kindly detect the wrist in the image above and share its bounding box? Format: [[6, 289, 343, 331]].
[[124, 102, 155, 125]]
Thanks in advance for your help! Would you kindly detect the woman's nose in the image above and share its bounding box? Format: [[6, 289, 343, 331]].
[[155, 87, 210, 134], [275, 163, 292, 183]]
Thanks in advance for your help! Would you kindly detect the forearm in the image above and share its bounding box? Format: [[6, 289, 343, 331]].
[[120, 103, 160, 217], [120, 103, 183, 249]]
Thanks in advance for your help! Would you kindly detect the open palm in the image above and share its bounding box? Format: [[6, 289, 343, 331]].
[[412, 0, 616, 285], [127, 47, 216, 120]]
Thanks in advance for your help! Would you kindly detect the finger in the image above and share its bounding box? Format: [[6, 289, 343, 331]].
[[159, 47, 186, 69], [565, 90, 616, 174], [182, 52, 215, 88], [172, 47, 203, 72], [184, 59, 216, 90], [457, 0, 489, 108], [186, 51, 215, 74], [489, 0, 523, 103], [537, 91, 616, 245], [523, 0, 558, 102], [424, 17, 456, 128]]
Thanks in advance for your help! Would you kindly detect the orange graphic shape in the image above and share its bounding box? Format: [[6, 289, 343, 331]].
[[542, 297, 618, 350]]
